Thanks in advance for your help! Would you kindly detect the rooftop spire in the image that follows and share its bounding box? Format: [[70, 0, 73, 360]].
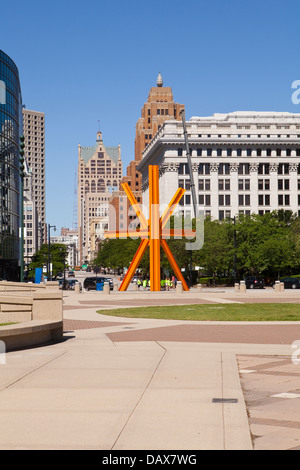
[[157, 72, 163, 87]]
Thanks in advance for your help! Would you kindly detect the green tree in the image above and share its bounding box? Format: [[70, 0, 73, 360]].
[[193, 217, 233, 281], [28, 244, 68, 278], [235, 211, 297, 279]]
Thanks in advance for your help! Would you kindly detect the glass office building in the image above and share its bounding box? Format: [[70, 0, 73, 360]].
[[0, 50, 22, 280]]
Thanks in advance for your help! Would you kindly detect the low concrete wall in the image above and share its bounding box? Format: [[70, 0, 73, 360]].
[[0, 280, 59, 292], [0, 320, 63, 351], [0, 288, 63, 351]]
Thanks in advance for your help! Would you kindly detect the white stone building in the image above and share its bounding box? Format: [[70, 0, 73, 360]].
[[137, 111, 300, 220], [50, 233, 78, 269]]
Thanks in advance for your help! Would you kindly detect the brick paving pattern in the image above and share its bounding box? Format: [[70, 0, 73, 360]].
[[238, 355, 300, 450]]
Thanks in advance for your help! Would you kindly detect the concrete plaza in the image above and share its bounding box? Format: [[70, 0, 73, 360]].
[[0, 286, 299, 450]]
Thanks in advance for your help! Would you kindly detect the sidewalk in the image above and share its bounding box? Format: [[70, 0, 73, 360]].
[[0, 288, 299, 450]]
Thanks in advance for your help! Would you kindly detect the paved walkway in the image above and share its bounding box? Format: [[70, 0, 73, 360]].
[[0, 287, 300, 450]]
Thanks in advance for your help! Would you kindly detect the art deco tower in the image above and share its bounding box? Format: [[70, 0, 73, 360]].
[[110, 73, 185, 231]]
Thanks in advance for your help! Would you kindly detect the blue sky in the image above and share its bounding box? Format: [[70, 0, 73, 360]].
[[1, 0, 300, 232]]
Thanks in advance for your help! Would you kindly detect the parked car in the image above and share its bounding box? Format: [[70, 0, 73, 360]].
[[279, 277, 300, 289], [244, 276, 265, 289], [59, 279, 82, 291], [68, 271, 75, 277], [83, 276, 113, 291]]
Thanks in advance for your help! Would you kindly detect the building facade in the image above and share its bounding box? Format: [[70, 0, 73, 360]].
[[50, 230, 78, 269], [78, 131, 122, 264], [22, 108, 46, 246], [138, 111, 300, 220], [23, 162, 38, 269], [110, 73, 184, 230], [0, 50, 23, 280]]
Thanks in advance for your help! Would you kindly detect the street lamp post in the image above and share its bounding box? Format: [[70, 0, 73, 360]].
[[233, 216, 237, 283], [48, 224, 56, 280]]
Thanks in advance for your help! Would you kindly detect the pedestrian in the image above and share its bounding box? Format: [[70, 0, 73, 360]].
[[143, 279, 147, 290]]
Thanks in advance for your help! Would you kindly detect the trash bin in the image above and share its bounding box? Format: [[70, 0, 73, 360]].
[[96, 282, 104, 291]]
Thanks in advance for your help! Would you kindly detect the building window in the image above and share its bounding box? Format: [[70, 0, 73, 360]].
[[199, 194, 211, 206], [258, 163, 270, 175], [278, 163, 289, 175], [258, 179, 270, 190], [238, 179, 250, 191], [198, 163, 210, 175], [238, 163, 250, 175], [218, 163, 230, 175], [278, 194, 290, 206], [219, 194, 230, 206], [219, 179, 230, 190], [179, 179, 190, 190], [258, 194, 270, 206], [199, 179, 210, 190], [219, 210, 231, 221], [197, 149, 202, 156], [278, 179, 290, 190], [238, 194, 251, 206], [178, 148, 183, 157], [178, 163, 189, 175]]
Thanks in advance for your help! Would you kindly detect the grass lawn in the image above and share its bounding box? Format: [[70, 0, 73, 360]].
[[97, 303, 300, 321]]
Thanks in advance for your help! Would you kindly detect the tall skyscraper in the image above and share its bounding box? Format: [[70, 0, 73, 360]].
[[22, 108, 46, 246], [0, 50, 22, 281], [110, 73, 185, 230], [78, 130, 122, 264]]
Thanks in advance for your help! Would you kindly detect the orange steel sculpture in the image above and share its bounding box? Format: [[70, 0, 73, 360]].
[[105, 165, 190, 292]]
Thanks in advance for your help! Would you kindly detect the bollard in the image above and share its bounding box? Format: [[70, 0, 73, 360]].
[[234, 283, 239, 293], [239, 280, 246, 293], [274, 280, 280, 292], [113, 282, 119, 292], [176, 281, 183, 294], [197, 284, 202, 292], [280, 282, 284, 292], [103, 283, 110, 295], [75, 284, 80, 294]]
